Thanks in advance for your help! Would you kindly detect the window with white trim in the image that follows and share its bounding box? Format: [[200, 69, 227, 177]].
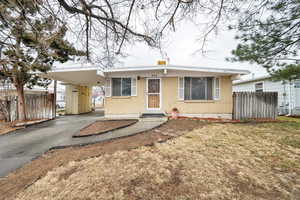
[[294, 81, 300, 88], [255, 82, 263, 92], [183, 77, 214, 100], [112, 78, 131, 96]]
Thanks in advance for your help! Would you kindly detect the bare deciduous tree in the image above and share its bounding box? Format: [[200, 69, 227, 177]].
[[45, 0, 240, 66]]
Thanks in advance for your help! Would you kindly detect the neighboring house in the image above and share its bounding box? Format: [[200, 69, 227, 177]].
[[55, 91, 66, 108], [233, 75, 300, 116], [47, 82, 66, 108], [0, 79, 66, 110], [0, 87, 49, 97], [0, 80, 64, 97], [93, 87, 105, 108], [42, 63, 249, 118]]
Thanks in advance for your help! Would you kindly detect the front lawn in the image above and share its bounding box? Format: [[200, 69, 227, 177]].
[[1, 120, 299, 200]]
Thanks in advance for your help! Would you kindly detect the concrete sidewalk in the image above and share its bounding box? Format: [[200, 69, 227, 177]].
[[0, 112, 167, 177], [56, 117, 168, 148]]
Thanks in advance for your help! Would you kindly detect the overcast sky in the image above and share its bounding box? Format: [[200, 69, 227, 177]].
[[53, 21, 268, 91], [59, 19, 269, 81], [120, 21, 268, 79]]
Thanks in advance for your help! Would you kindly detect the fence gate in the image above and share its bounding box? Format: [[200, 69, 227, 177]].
[[233, 92, 278, 120]]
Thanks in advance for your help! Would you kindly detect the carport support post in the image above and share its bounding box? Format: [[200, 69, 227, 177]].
[[53, 80, 57, 119]]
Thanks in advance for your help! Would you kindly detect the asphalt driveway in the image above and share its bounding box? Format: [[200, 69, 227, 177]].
[[0, 111, 104, 177]]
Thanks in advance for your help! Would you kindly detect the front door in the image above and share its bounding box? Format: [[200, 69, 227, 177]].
[[147, 78, 161, 110]]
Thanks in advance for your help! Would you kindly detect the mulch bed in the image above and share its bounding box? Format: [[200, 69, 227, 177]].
[[0, 119, 206, 200], [74, 119, 138, 137]]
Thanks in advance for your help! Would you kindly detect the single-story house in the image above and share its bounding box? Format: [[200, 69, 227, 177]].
[[233, 75, 300, 116], [43, 63, 249, 118]]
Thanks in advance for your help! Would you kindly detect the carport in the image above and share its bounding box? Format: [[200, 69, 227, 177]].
[[42, 63, 105, 115]]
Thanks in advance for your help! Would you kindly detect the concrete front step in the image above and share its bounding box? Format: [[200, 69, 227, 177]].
[[139, 117, 168, 122], [141, 113, 166, 118]]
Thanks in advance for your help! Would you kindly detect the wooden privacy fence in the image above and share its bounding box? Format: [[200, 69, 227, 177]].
[[233, 92, 278, 120], [0, 93, 55, 122]]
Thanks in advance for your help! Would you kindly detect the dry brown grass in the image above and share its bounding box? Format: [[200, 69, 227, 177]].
[[0, 120, 203, 200], [15, 121, 300, 200]]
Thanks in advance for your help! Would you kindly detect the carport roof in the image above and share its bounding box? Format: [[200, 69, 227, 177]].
[[41, 64, 105, 86]]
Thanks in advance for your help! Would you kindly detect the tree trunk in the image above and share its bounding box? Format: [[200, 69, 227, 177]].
[[16, 84, 27, 121]]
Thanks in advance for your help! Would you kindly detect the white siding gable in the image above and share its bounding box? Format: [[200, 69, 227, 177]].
[[233, 79, 300, 115]]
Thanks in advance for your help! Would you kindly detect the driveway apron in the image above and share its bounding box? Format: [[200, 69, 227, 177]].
[[0, 111, 104, 177]]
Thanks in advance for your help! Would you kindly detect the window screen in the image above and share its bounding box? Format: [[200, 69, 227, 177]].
[[122, 78, 131, 96], [112, 78, 131, 96], [184, 77, 213, 100], [191, 78, 206, 100], [112, 78, 121, 96]]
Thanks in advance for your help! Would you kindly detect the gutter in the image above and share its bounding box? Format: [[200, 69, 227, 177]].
[[103, 66, 250, 75]]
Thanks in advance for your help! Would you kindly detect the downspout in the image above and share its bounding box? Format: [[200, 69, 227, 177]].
[[283, 81, 287, 115], [288, 80, 292, 116]]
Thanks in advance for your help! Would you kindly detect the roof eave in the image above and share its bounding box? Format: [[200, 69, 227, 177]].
[[233, 75, 271, 85], [104, 66, 250, 75]]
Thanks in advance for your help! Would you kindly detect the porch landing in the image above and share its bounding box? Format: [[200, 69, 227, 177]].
[[141, 113, 166, 118]]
